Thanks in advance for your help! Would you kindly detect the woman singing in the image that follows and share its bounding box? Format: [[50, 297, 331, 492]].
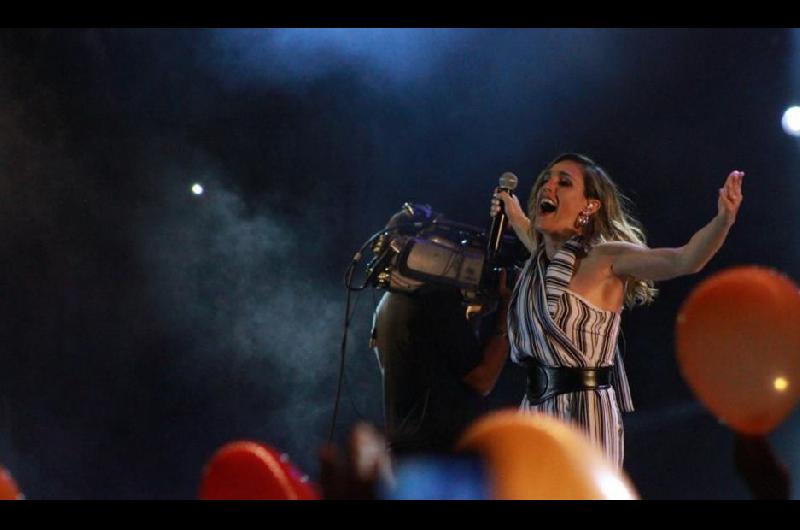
[[492, 153, 744, 467]]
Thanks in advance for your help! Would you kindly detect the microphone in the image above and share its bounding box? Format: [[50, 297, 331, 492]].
[[487, 172, 518, 263]]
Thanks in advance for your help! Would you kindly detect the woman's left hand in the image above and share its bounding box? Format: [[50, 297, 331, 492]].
[[717, 170, 744, 226]]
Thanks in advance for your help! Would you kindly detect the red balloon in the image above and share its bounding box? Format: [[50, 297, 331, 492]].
[[676, 266, 800, 434], [0, 466, 22, 500], [199, 441, 319, 500]]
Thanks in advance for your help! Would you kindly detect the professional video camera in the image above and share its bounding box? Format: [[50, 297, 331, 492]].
[[348, 202, 528, 306]]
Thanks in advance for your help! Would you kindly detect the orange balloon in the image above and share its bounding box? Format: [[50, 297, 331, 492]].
[[676, 266, 800, 435], [0, 466, 22, 500], [199, 441, 319, 500], [456, 410, 639, 500]]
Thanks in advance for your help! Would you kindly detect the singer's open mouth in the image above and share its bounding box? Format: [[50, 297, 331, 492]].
[[540, 198, 557, 214]]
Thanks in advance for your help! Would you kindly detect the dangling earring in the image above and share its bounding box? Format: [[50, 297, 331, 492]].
[[576, 208, 591, 228]]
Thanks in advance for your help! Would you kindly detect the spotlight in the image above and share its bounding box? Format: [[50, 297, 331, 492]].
[[781, 106, 800, 137], [192, 183, 204, 195]]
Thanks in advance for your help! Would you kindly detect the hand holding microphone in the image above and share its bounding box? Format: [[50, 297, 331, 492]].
[[487, 172, 519, 262], [490, 173, 526, 220]]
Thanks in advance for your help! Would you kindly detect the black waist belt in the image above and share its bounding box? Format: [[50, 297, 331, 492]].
[[525, 359, 612, 405]]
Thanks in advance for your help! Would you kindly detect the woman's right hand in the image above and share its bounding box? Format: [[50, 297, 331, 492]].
[[490, 188, 527, 230]]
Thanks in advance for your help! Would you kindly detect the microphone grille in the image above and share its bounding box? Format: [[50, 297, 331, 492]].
[[499, 172, 518, 190]]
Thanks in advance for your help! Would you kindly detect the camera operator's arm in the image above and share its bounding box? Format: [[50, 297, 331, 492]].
[[462, 269, 511, 396]]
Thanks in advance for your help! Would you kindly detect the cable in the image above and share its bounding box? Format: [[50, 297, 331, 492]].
[[342, 228, 384, 291], [328, 260, 358, 444], [328, 228, 387, 443]]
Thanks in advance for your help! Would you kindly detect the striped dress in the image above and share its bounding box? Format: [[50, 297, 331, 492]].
[[508, 236, 634, 468]]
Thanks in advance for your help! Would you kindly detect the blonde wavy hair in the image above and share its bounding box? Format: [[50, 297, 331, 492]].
[[526, 153, 658, 308]]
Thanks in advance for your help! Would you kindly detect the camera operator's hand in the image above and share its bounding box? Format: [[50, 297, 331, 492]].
[[473, 268, 514, 320], [497, 268, 513, 305]]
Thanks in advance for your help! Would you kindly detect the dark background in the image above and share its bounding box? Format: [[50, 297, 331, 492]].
[[1, 28, 799, 499]]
